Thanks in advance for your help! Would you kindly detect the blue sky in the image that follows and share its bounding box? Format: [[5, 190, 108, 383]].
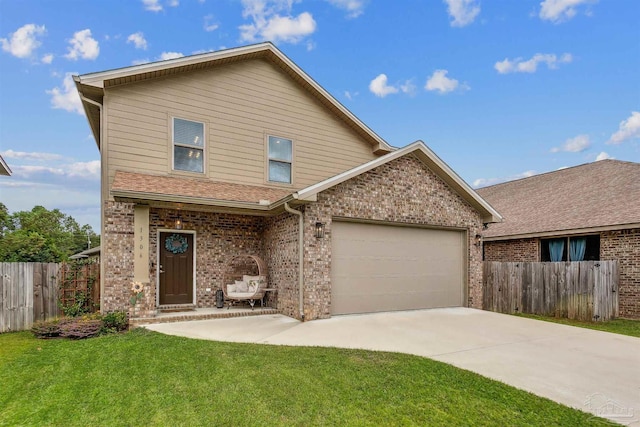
[[1, 0, 639, 232]]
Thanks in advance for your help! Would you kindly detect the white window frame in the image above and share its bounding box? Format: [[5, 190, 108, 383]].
[[267, 135, 293, 184], [172, 117, 205, 174]]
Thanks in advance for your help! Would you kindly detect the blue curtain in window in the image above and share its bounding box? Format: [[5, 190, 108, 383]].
[[549, 239, 564, 262], [569, 238, 586, 261]]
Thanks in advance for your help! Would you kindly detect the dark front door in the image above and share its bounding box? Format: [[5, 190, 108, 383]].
[[159, 232, 194, 305]]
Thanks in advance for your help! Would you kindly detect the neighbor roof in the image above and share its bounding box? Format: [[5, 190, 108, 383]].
[[476, 160, 640, 240], [73, 42, 392, 155], [0, 155, 11, 176]]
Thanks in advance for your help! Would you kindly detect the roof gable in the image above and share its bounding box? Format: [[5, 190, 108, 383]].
[[477, 160, 640, 239], [294, 140, 502, 224], [74, 42, 392, 155]]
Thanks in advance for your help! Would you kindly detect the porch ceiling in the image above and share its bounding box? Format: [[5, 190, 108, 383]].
[[111, 171, 297, 215]]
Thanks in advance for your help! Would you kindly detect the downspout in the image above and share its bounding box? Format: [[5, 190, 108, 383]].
[[284, 202, 305, 321]]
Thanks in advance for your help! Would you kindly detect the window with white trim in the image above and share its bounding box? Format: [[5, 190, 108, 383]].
[[541, 235, 600, 262], [173, 118, 204, 173], [268, 135, 292, 184]]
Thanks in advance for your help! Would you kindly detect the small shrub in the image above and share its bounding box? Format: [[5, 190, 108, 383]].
[[59, 319, 103, 339], [102, 311, 129, 334], [31, 318, 66, 338]]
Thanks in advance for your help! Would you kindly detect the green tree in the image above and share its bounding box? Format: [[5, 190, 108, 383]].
[[0, 203, 100, 262]]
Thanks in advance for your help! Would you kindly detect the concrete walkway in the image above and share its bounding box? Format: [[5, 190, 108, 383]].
[[145, 308, 640, 425]]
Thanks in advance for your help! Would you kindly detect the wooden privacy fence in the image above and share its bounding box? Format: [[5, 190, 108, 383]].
[[483, 261, 618, 321], [0, 261, 100, 333], [0, 262, 60, 333]]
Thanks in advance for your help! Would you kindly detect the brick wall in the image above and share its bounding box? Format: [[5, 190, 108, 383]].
[[102, 201, 136, 314], [483, 239, 539, 262], [292, 155, 484, 320], [103, 202, 266, 317], [263, 212, 299, 318], [601, 228, 640, 319]]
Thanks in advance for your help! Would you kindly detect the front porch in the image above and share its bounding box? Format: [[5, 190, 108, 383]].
[[130, 305, 279, 328]]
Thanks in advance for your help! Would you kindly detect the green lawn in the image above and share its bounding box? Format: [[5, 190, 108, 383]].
[[514, 313, 640, 338], [0, 329, 608, 426]]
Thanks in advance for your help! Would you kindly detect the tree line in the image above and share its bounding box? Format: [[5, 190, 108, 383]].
[[0, 203, 100, 263]]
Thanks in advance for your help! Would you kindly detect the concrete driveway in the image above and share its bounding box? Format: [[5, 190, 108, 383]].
[[146, 308, 640, 425]]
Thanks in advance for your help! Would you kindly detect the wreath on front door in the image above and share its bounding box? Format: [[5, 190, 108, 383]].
[[165, 234, 188, 254]]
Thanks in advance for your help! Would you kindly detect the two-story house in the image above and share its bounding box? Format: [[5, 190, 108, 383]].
[[74, 42, 500, 322]]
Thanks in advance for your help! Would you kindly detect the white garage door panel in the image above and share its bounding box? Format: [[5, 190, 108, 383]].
[[331, 221, 464, 315]]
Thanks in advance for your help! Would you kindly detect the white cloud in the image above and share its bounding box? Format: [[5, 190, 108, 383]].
[[607, 111, 640, 145], [142, 0, 163, 12], [41, 53, 54, 64], [326, 0, 366, 18], [158, 51, 184, 60], [259, 12, 316, 43], [400, 79, 417, 96], [1, 23, 46, 58], [204, 15, 219, 32], [168, 0, 179, 6], [539, 0, 597, 23], [0, 150, 64, 162], [595, 152, 613, 161], [550, 134, 591, 153], [46, 72, 83, 115], [473, 170, 537, 188], [67, 160, 101, 178], [239, 0, 316, 44], [443, 0, 480, 27], [127, 32, 148, 50], [495, 52, 572, 74], [425, 69, 467, 94], [369, 74, 399, 98], [65, 29, 99, 60], [132, 58, 151, 65]]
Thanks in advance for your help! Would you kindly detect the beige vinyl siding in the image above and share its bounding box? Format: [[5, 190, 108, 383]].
[[104, 58, 377, 198]]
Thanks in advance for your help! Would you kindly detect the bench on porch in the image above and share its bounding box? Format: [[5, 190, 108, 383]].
[[222, 255, 269, 310]]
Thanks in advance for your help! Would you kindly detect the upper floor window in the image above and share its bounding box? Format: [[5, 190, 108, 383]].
[[541, 235, 600, 262], [268, 135, 292, 184], [173, 118, 204, 173]]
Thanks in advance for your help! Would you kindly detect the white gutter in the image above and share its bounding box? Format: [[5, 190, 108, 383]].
[[78, 93, 104, 313], [284, 202, 305, 321]]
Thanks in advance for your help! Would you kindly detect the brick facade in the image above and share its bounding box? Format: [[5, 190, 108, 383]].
[[601, 228, 640, 319], [103, 202, 266, 317], [285, 155, 484, 320], [483, 239, 539, 262], [484, 229, 640, 319], [102, 155, 486, 321]]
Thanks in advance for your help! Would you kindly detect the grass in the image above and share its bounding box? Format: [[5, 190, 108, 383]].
[[0, 329, 609, 427], [514, 313, 640, 338]]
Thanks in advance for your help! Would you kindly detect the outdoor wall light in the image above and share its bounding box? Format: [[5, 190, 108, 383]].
[[315, 222, 325, 239], [175, 216, 183, 230], [474, 234, 482, 247]]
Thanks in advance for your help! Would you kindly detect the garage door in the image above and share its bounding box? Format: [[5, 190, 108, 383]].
[[331, 221, 465, 315]]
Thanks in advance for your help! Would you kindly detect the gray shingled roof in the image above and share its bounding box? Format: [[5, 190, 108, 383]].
[[476, 160, 640, 239]]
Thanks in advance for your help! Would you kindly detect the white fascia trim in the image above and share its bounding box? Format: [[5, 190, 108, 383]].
[[0, 155, 12, 176], [112, 189, 296, 212], [483, 222, 640, 241], [75, 43, 273, 88], [294, 140, 502, 222]]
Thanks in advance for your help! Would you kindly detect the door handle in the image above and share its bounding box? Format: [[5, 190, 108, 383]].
[[159, 264, 165, 274]]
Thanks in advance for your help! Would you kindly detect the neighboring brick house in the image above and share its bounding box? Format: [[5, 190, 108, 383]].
[[74, 42, 500, 321], [477, 160, 640, 319]]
